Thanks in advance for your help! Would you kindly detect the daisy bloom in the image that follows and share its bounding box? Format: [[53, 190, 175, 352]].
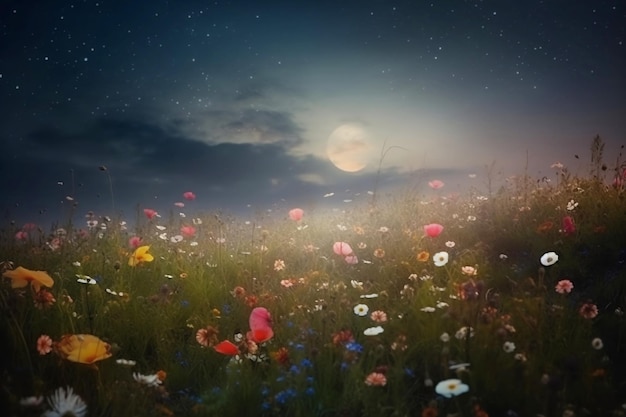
[[433, 251, 449, 267], [540, 251, 559, 266], [435, 378, 469, 398], [280, 279, 295, 288], [42, 386, 87, 417], [591, 337, 603, 350], [555, 279, 574, 294], [37, 334, 53, 355], [353, 303, 369, 316], [133, 372, 162, 387], [274, 259, 285, 271], [364, 372, 387, 386], [503, 341, 516, 353]]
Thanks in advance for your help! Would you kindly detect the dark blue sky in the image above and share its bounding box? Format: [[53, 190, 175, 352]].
[[1, 0, 624, 227]]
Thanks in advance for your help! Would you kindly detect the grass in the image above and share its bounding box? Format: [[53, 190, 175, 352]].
[[1, 137, 626, 417]]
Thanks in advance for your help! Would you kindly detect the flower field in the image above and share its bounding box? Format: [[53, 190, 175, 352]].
[[2, 142, 626, 417]]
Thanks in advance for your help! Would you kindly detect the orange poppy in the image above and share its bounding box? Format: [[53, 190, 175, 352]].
[[417, 251, 430, 262], [55, 334, 112, 365], [2, 266, 54, 292]]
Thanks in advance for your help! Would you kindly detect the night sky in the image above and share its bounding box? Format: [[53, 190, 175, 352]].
[[1, 0, 624, 227]]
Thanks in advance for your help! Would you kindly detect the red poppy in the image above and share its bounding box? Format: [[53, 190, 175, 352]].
[[214, 340, 239, 356], [423, 223, 444, 238], [248, 327, 274, 344], [183, 191, 196, 201]]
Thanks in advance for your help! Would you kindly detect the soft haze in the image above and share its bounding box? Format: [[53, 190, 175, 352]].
[[1, 0, 624, 226]]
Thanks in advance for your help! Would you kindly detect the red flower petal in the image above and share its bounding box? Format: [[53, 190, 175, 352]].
[[214, 340, 239, 356], [249, 327, 274, 344]]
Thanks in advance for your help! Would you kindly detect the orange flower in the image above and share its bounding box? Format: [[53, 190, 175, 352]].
[[128, 245, 154, 266], [417, 251, 430, 262], [54, 334, 112, 365], [2, 266, 54, 292]]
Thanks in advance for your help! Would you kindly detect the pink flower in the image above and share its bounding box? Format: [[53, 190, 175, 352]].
[[364, 372, 387, 386], [143, 208, 158, 219], [428, 179, 445, 189], [555, 279, 574, 294], [288, 208, 304, 221], [370, 310, 388, 323], [174, 202, 185, 208], [183, 191, 196, 201], [180, 225, 196, 238], [579, 302, 599, 319], [562, 216, 576, 235], [15, 230, 29, 241], [333, 242, 353, 256], [344, 254, 359, 264], [36, 335, 53, 355], [128, 236, 142, 249], [22, 223, 37, 231], [280, 279, 295, 288], [423, 223, 444, 238]]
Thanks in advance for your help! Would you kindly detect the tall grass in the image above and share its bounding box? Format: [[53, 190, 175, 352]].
[[1, 137, 625, 417]]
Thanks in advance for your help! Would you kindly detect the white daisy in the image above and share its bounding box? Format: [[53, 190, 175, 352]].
[[42, 386, 87, 417], [133, 372, 162, 387]]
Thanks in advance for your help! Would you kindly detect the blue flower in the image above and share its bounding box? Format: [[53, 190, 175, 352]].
[[345, 342, 363, 353], [300, 358, 313, 368]]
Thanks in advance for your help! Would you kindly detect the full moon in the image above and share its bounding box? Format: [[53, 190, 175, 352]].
[[326, 123, 371, 172]]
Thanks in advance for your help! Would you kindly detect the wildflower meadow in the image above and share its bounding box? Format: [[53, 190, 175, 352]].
[[2, 137, 626, 417]]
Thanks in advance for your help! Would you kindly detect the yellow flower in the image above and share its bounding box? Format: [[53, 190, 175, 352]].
[[55, 334, 112, 364], [417, 251, 430, 262], [128, 245, 154, 266], [2, 266, 54, 292]]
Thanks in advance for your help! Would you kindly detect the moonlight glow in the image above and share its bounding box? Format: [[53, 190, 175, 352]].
[[326, 123, 372, 173]]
